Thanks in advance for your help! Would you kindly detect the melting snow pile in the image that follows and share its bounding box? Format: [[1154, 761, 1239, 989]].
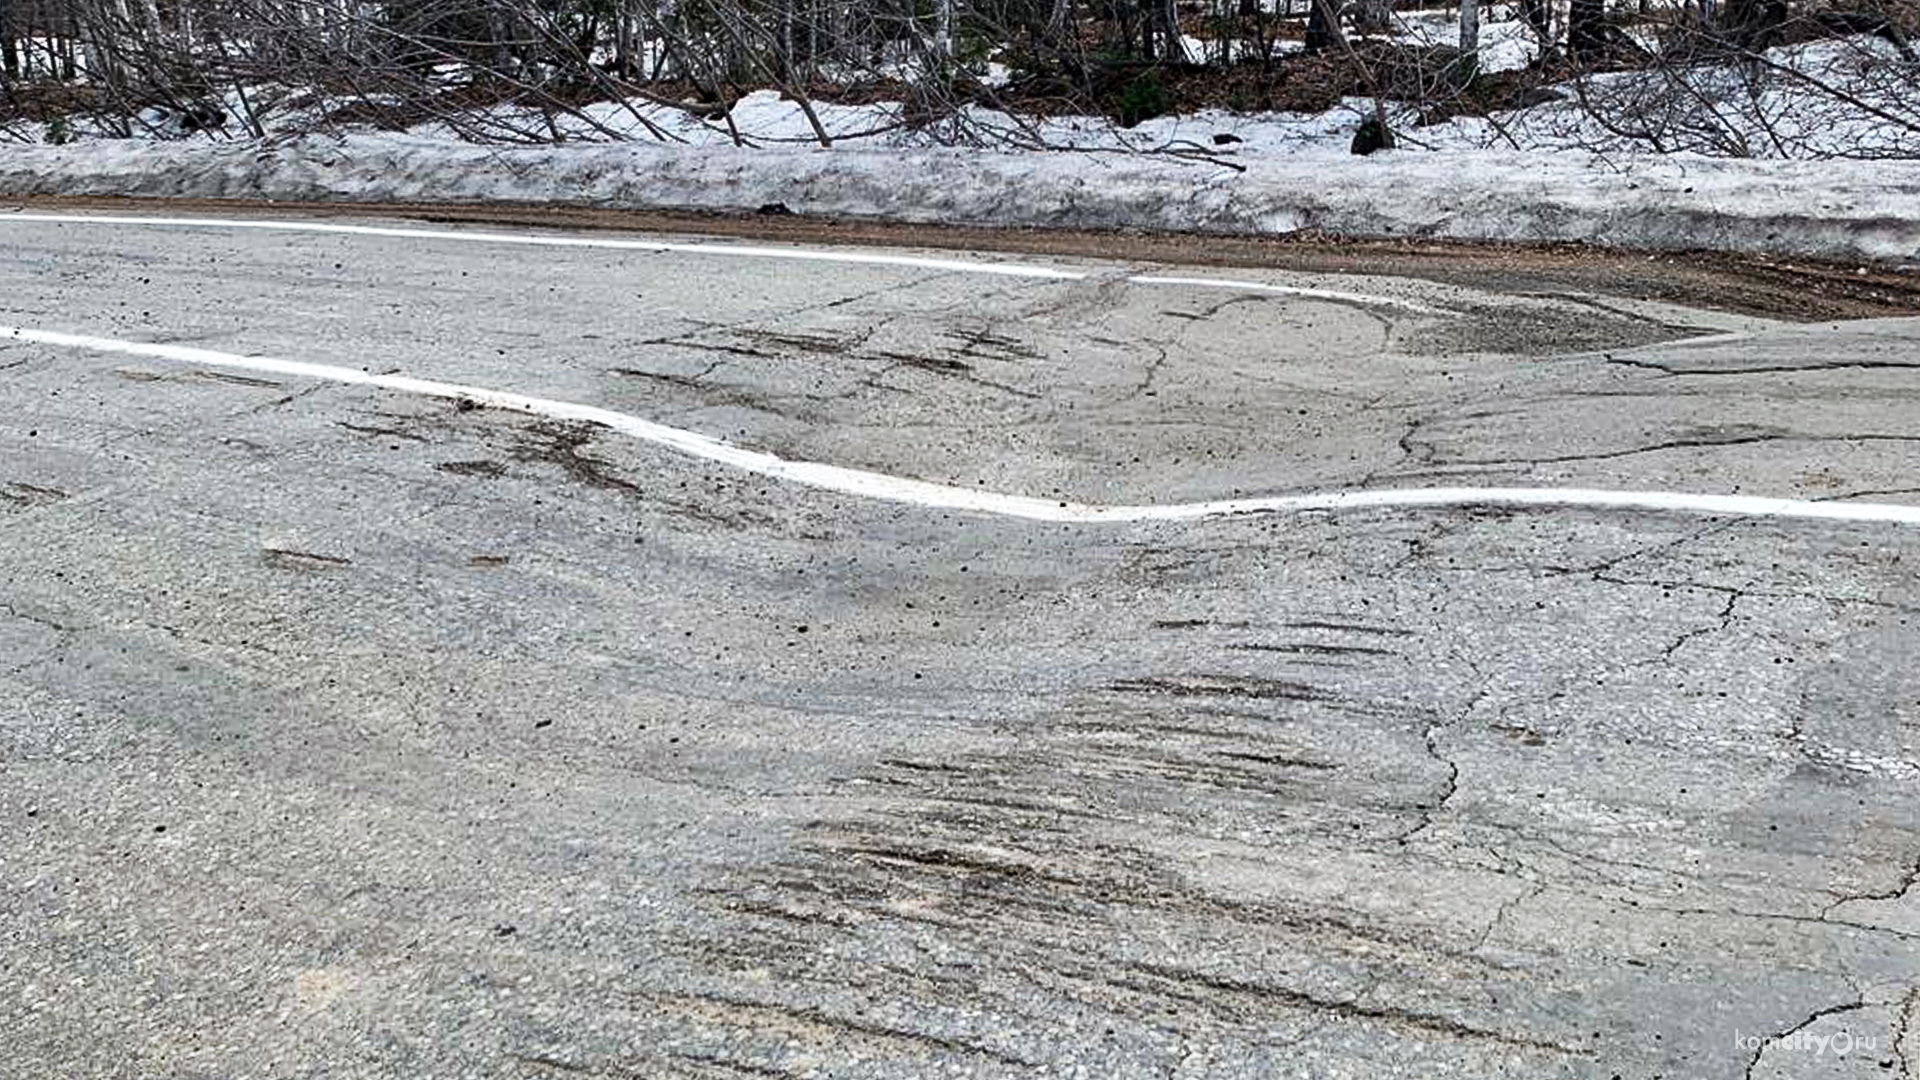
[[3, 23, 1918, 263]]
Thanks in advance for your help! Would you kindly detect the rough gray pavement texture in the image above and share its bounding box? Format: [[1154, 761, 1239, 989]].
[[3, 213, 1919, 1079]]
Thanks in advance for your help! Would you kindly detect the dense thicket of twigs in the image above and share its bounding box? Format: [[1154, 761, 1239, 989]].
[[0, 0, 1915, 154]]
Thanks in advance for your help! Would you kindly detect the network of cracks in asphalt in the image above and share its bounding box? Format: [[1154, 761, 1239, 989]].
[[8, 257, 1920, 1080], [294, 392, 1920, 1080]]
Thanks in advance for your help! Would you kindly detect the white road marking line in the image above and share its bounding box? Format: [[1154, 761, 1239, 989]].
[[0, 212, 1452, 314], [9, 324, 1920, 528], [1128, 274, 1440, 312]]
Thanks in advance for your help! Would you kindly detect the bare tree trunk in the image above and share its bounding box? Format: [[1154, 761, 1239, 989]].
[[805, 0, 820, 79], [1304, 0, 1346, 53], [933, 0, 953, 60], [487, 0, 516, 76], [1725, 0, 1787, 50], [1521, 0, 1550, 45], [612, 3, 633, 76], [1160, 0, 1186, 61], [1459, 0, 1479, 72], [1, 0, 17, 80], [1568, 0, 1605, 60], [779, 0, 796, 79]]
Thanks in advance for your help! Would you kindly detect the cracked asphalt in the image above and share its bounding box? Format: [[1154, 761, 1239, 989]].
[[3, 210, 1920, 1079]]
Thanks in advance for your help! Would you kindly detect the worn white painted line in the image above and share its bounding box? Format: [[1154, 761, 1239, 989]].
[[1128, 274, 1439, 312], [9, 324, 1920, 529], [0, 211, 1451, 314]]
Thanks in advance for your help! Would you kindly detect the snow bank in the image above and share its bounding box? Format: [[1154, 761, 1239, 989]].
[[3, 135, 1916, 263]]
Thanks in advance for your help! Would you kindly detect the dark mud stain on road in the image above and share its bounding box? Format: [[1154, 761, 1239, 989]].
[[436, 459, 509, 479], [1, 481, 67, 512], [263, 548, 352, 571]]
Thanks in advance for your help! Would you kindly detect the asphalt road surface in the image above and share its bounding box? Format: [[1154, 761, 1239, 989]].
[[4, 207, 1920, 1080]]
